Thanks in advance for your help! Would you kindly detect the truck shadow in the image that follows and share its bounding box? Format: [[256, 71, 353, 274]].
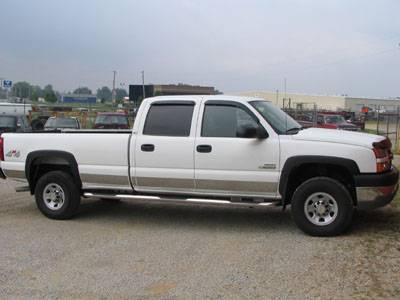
[[78, 199, 297, 234], [77, 199, 400, 235], [351, 206, 400, 235]]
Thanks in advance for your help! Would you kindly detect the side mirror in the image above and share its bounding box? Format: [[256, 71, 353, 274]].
[[237, 123, 268, 139], [256, 125, 269, 139]]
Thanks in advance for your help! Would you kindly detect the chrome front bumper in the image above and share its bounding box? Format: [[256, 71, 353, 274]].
[[355, 167, 399, 210], [356, 184, 398, 210]]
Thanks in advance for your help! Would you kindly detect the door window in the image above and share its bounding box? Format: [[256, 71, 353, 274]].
[[143, 104, 194, 136], [201, 104, 258, 137]]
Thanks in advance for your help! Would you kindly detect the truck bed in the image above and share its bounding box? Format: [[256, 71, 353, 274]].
[[1, 131, 133, 189]]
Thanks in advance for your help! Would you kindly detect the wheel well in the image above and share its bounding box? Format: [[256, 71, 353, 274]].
[[27, 154, 82, 194], [283, 163, 356, 205]]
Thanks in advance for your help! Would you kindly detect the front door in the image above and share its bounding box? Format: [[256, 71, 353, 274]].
[[194, 100, 280, 198]]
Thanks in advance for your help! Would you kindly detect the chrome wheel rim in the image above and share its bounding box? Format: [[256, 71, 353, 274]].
[[304, 192, 338, 226], [43, 183, 65, 211]]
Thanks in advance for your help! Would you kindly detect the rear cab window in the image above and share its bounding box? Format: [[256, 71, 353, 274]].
[[143, 101, 195, 137], [95, 115, 128, 125]]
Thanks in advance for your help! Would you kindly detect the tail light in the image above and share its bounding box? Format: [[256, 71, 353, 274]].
[[0, 136, 4, 161], [372, 138, 392, 173]]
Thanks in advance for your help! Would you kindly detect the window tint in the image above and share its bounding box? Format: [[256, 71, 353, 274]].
[[201, 105, 258, 138], [143, 104, 194, 136]]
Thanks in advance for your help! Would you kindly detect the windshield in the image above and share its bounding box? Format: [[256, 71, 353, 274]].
[[325, 115, 345, 124], [249, 101, 300, 134], [0, 116, 16, 128], [45, 118, 78, 128], [95, 115, 128, 125]]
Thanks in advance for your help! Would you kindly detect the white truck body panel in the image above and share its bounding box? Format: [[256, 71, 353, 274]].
[[1, 133, 131, 188]]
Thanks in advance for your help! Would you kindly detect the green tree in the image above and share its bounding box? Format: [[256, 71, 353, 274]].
[[11, 81, 31, 98], [115, 88, 128, 101], [30, 85, 43, 101], [43, 84, 57, 103], [73, 87, 92, 95], [96, 86, 112, 102]]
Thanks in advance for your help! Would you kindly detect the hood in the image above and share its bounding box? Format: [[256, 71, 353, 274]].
[[292, 127, 385, 148]]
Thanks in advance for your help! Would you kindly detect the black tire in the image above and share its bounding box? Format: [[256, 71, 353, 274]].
[[290, 177, 354, 237], [34, 171, 81, 220]]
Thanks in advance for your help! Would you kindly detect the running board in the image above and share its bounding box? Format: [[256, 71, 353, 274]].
[[83, 192, 279, 208]]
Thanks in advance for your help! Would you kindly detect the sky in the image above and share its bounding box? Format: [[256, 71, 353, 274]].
[[0, 0, 399, 97]]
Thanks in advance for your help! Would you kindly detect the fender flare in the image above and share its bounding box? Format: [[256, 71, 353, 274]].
[[25, 150, 82, 194], [279, 155, 360, 205]]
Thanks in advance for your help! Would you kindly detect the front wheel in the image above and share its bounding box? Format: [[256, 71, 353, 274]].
[[34, 171, 81, 220], [291, 177, 354, 236]]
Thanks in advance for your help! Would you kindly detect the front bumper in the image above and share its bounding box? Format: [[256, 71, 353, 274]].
[[354, 167, 399, 210]]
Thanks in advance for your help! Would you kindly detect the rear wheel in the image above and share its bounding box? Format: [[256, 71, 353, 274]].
[[35, 171, 81, 219], [291, 177, 354, 236]]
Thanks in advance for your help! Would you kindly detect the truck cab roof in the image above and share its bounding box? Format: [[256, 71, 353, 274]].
[[142, 95, 268, 105]]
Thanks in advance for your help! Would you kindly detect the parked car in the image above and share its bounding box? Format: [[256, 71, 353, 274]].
[[44, 117, 80, 130], [0, 96, 398, 236], [93, 112, 129, 129], [0, 114, 31, 134], [317, 114, 359, 131]]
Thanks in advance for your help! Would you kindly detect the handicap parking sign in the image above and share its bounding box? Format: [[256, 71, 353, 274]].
[[2, 80, 12, 88]]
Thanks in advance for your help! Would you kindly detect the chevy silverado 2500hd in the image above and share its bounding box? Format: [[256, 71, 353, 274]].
[[0, 95, 398, 236]]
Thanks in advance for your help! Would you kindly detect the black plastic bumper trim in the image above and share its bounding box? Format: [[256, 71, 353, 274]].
[[354, 167, 399, 187]]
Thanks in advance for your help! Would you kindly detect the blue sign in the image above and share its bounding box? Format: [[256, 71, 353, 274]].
[[2, 80, 12, 88], [62, 95, 97, 104]]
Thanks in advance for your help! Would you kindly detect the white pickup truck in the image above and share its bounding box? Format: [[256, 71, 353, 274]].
[[0, 96, 398, 236]]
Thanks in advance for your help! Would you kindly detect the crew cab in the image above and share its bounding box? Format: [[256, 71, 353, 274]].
[[0, 96, 398, 236]]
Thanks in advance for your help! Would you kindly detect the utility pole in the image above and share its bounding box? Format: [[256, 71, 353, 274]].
[[284, 77, 287, 98], [283, 77, 287, 109], [112, 70, 117, 104], [141, 70, 145, 100]]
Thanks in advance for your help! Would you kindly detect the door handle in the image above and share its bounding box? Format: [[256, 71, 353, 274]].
[[141, 144, 155, 152], [196, 145, 212, 153]]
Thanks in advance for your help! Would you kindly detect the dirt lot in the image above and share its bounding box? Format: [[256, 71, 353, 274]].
[[1, 179, 400, 299]]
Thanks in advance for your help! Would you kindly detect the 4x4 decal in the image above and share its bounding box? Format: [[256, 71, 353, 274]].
[[6, 150, 20, 158]]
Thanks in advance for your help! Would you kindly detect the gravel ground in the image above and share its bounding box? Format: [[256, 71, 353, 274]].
[[1, 179, 400, 299]]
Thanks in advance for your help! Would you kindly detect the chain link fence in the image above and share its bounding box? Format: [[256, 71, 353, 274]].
[[282, 101, 400, 152]]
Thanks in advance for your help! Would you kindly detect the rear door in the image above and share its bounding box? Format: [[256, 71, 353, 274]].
[[133, 100, 198, 194], [194, 100, 280, 198]]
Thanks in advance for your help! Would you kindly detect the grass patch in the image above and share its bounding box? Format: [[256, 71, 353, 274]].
[[362, 128, 378, 135]]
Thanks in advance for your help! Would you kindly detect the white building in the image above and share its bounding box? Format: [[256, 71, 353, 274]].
[[236, 91, 400, 112]]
